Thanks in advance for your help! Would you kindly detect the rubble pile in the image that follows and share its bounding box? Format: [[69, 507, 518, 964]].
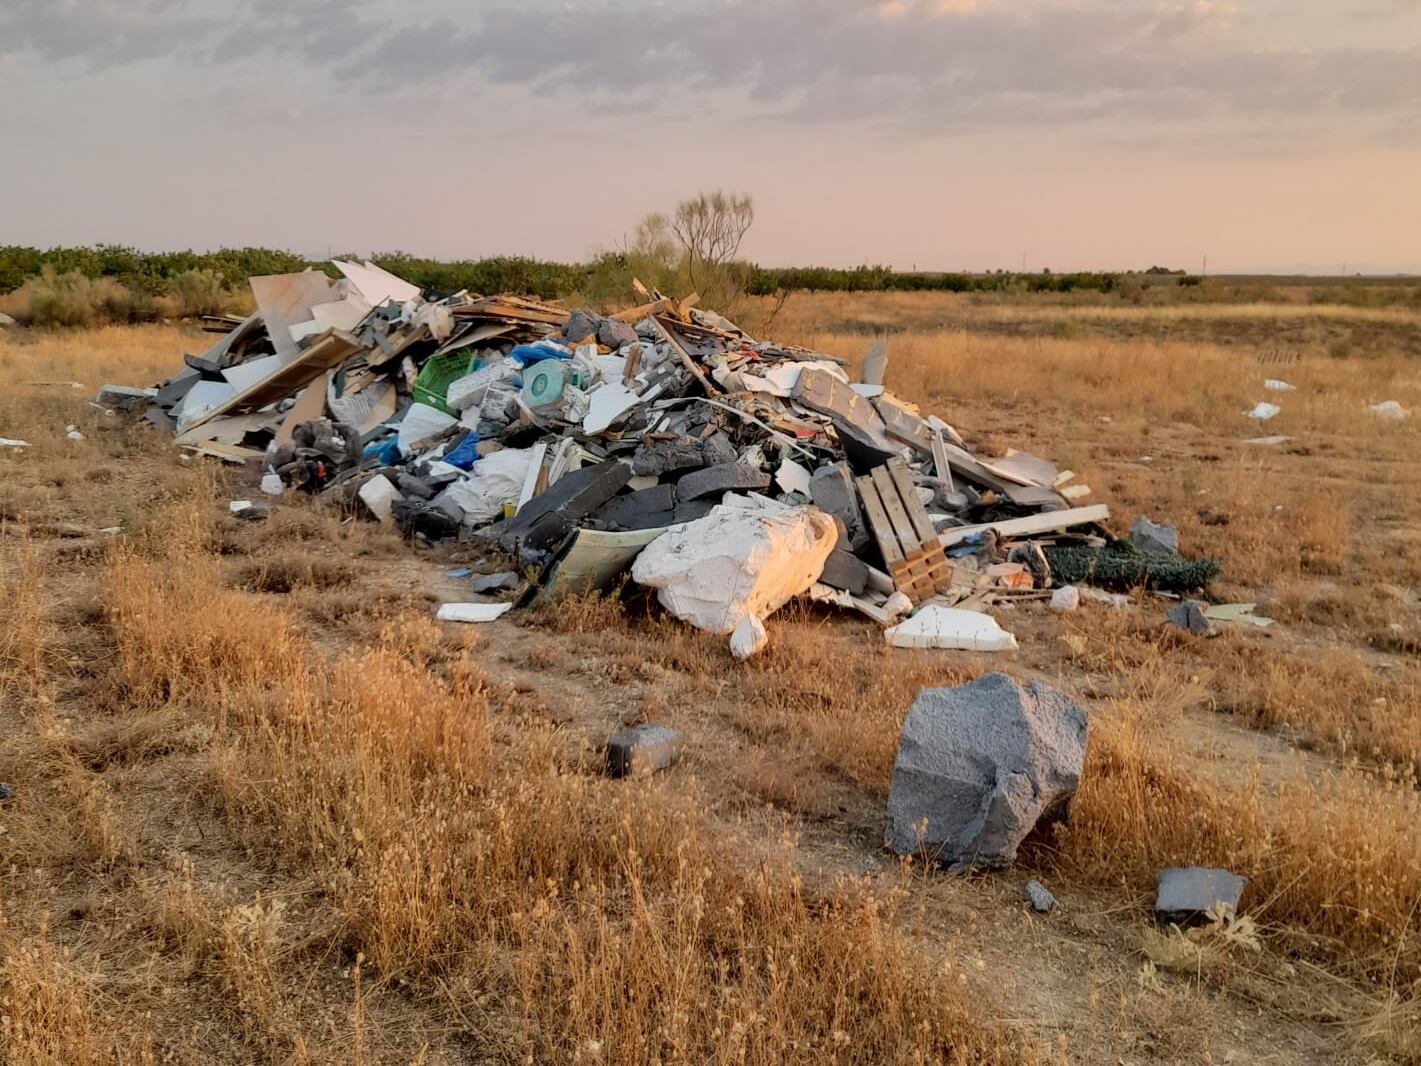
[[111, 262, 1223, 653]]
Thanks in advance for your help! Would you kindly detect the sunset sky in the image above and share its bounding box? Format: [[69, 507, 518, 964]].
[[2, 0, 1418, 273]]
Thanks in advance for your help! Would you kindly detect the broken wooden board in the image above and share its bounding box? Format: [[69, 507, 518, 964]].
[[178, 329, 364, 435], [181, 441, 264, 464], [650, 316, 715, 395], [937, 504, 1112, 549], [610, 297, 677, 324], [273, 371, 332, 446]]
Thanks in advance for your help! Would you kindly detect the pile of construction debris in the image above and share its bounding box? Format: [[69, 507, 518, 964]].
[[107, 262, 1222, 654]]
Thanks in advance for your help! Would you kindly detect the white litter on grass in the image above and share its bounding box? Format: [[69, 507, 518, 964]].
[[357, 474, 403, 524], [884, 591, 913, 620], [1049, 586, 1080, 612], [65, 424, 85, 441], [1369, 400, 1408, 420], [1246, 402, 1280, 421], [1080, 586, 1130, 609], [260, 472, 285, 496], [1204, 603, 1275, 628], [1243, 435, 1291, 446], [885, 606, 1018, 652], [437, 602, 514, 623], [228, 500, 254, 514], [0, 438, 32, 449], [1263, 380, 1295, 392]]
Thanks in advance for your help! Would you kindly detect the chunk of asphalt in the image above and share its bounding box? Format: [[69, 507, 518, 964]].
[[675, 462, 771, 501], [1166, 599, 1214, 635], [818, 548, 869, 595], [1155, 867, 1246, 926], [605, 723, 684, 778]]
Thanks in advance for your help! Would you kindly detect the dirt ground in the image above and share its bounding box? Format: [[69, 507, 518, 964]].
[[2, 302, 1420, 1064]]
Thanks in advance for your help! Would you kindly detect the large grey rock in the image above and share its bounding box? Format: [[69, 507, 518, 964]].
[[1166, 599, 1214, 635], [597, 317, 638, 350], [885, 673, 1088, 871], [810, 462, 868, 551], [1155, 867, 1246, 925], [1025, 879, 1056, 913], [632, 436, 705, 477]]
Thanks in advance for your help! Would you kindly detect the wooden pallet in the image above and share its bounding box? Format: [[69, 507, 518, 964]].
[[854, 459, 955, 603]]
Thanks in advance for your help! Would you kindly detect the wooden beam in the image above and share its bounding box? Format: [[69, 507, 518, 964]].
[[937, 505, 1111, 548]]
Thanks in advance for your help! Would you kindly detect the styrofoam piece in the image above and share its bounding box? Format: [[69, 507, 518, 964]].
[[0, 438, 32, 448], [774, 459, 811, 496], [729, 615, 768, 660], [631, 503, 838, 634], [260, 472, 284, 496], [358, 474, 403, 524], [1369, 400, 1408, 419], [741, 359, 848, 398], [175, 380, 237, 430], [884, 606, 1018, 651], [1263, 379, 1295, 392], [1245, 402, 1280, 421], [436, 601, 513, 623]]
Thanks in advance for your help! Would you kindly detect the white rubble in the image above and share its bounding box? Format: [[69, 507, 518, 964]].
[[436, 602, 513, 623], [358, 474, 402, 524], [1245, 402, 1280, 421], [631, 503, 838, 634], [1049, 586, 1080, 612], [729, 615, 769, 660], [1369, 400, 1408, 419], [885, 605, 1018, 651]]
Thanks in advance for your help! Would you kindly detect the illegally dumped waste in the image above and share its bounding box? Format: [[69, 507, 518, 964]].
[[1155, 867, 1246, 926], [1368, 400, 1408, 420], [109, 262, 1225, 652], [1246, 402, 1281, 421], [885, 673, 1087, 871]]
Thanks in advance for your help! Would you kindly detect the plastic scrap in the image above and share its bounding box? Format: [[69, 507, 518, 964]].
[[884, 605, 1018, 651]]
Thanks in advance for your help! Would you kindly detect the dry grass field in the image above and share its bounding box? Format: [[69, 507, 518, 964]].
[[3, 292, 1421, 1064]]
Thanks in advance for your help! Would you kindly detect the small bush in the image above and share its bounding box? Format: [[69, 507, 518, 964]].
[[169, 268, 230, 318], [28, 266, 107, 328]]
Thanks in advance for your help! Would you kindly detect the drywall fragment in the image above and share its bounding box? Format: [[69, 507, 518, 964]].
[[358, 474, 403, 524], [775, 459, 812, 497], [605, 723, 684, 778], [884, 673, 1087, 869], [730, 615, 768, 660], [436, 602, 514, 623], [632, 504, 838, 634], [885, 606, 1018, 651], [583, 382, 642, 434], [95, 384, 157, 412], [1155, 867, 1246, 926]]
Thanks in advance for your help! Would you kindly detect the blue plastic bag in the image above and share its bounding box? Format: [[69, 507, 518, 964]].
[[362, 436, 400, 466], [508, 340, 571, 367], [443, 432, 480, 471]]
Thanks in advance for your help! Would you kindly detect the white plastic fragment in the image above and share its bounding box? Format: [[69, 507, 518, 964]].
[[444, 446, 536, 525], [358, 474, 403, 524], [730, 615, 769, 660], [1079, 586, 1129, 609], [1049, 586, 1080, 612], [583, 382, 642, 435], [631, 503, 838, 634], [774, 459, 811, 497], [65, 425, 85, 441], [884, 591, 913, 620], [228, 500, 254, 514], [437, 602, 513, 623], [1263, 379, 1295, 392], [1242, 435, 1291, 446], [1368, 400, 1408, 420], [1, 438, 32, 449], [397, 402, 457, 454], [884, 606, 1018, 651], [260, 472, 285, 496], [1246, 402, 1280, 421]]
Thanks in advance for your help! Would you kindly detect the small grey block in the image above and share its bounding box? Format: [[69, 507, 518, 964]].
[[1166, 600, 1213, 635], [470, 571, 519, 593], [819, 549, 869, 595], [1129, 515, 1180, 556], [1025, 879, 1056, 913], [0, 782, 12, 801], [606, 723, 684, 778], [1155, 867, 1246, 925]]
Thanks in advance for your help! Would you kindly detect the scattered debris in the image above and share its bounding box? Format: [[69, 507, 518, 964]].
[[0, 438, 31, 449], [0, 782, 12, 801], [606, 723, 684, 778], [1246, 403, 1280, 421], [885, 674, 1087, 870], [1166, 599, 1214, 636], [108, 266, 1218, 654], [436, 602, 513, 623], [1263, 379, 1295, 392], [228, 500, 269, 522], [65, 425, 85, 441], [1368, 400, 1408, 420], [1025, 879, 1056, 913], [1204, 602, 1275, 629], [1242, 435, 1291, 447], [1049, 585, 1080, 612], [885, 605, 1018, 651], [1155, 867, 1246, 926]]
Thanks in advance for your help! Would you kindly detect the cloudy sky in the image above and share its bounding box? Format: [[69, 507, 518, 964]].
[[2, 0, 1418, 272]]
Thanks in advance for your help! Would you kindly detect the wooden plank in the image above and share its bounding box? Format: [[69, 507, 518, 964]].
[[887, 459, 938, 545], [931, 430, 954, 490], [182, 441, 263, 464], [610, 297, 676, 324], [870, 465, 917, 548], [937, 504, 1111, 548], [650, 316, 714, 395], [274, 371, 331, 446], [181, 329, 364, 434], [854, 473, 904, 564]]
